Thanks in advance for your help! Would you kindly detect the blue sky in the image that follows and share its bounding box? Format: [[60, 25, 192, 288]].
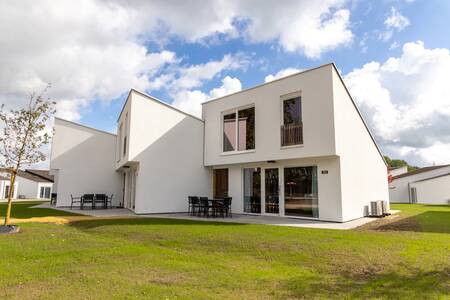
[[1, 0, 449, 166]]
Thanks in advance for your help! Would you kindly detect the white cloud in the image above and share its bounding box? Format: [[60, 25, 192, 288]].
[[385, 7, 410, 30], [344, 41, 450, 166], [389, 41, 400, 50], [0, 0, 354, 122], [170, 54, 247, 91], [264, 68, 302, 82], [0, 0, 177, 121], [89, 0, 353, 58], [172, 76, 242, 117], [379, 7, 410, 41]]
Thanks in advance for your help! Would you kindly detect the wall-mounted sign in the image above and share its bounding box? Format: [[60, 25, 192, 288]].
[[321, 170, 328, 174]]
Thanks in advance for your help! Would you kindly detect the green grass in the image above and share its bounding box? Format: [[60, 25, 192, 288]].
[[0, 201, 80, 219], [0, 202, 449, 299]]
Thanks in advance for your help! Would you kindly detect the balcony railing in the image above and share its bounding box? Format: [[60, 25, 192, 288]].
[[281, 122, 303, 146]]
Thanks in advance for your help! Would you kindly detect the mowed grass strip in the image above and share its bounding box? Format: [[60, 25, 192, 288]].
[[0, 202, 448, 299]]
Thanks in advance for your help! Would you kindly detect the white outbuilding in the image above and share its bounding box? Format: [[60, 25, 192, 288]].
[[389, 165, 450, 204]]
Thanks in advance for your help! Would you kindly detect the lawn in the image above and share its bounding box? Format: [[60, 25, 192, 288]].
[[0, 202, 448, 299]]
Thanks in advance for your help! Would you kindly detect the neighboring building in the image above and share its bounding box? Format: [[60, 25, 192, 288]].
[[389, 165, 450, 204], [50, 63, 389, 222], [0, 174, 18, 199], [0, 169, 54, 199], [388, 166, 408, 177]]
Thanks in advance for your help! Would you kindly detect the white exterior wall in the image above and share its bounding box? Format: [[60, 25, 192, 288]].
[[202, 64, 336, 166], [389, 165, 450, 203], [120, 91, 211, 213], [332, 68, 389, 221], [224, 156, 342, 222], [389, 166, 408, 177], [14, 176, 38, 199], [50, 118, 123, 207], [410, 175, 450, 205]]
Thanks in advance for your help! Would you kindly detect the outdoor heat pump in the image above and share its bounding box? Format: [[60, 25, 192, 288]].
[[381, 201, 390, 216], [370, 201, 383, 217]]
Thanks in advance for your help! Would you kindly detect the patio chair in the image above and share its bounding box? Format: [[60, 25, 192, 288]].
[[222, 197, 232, 217], [80, 194, 94, 210], [94, 194, 107, 209], [199, 197, 211, 217], [70, 194, 81, 209], [106, 194, 113, 208], [188, 196, 199, 215]]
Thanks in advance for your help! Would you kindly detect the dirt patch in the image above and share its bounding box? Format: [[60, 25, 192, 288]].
[[357, 214, 421, 232]]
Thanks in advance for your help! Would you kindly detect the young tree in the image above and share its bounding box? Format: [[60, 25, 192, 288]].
[[0, 85, 55, 226]]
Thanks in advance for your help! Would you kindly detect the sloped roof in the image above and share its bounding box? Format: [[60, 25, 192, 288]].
[[411, 172, 450, 184], [0, 168, 54, 183], [25, 169, 54, 182], [393, 164, 450, 180]]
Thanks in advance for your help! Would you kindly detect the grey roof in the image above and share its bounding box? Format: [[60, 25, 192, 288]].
[[393, 165, 450, 180], [411, 172, 450, 184], [0, 168, 54, 183]]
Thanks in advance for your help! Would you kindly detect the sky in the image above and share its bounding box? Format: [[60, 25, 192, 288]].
[[0, 0, 449, 167]]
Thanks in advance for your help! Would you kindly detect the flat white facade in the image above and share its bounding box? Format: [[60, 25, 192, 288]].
[[50, 118, 123, 207], [203, 64, 388, 222], [409, 174, 450, 205], [389, 165, 450, 204], [50, 63, 389, 222]]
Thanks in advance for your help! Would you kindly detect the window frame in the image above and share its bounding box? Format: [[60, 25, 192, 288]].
[[280, 91, 303, 148], [221, 104, 256, 155]]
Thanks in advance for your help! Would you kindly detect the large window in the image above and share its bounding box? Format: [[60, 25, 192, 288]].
[[284, 166, 318, 218], [223, 106, 255, 152], [281, 96, 303, 146], [243, 168, 261, 213]]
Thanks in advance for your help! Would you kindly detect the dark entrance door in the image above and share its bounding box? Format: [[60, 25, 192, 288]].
[[213, 169, 228, 198]]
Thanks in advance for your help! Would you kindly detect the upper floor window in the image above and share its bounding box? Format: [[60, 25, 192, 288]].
[[223, 106, 255, 152], [281, 95, 303, 146], [123, 113, 128, 156], [117, 123, 123, 161]]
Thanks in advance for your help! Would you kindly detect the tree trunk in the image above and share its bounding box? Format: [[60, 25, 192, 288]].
[[4, 171, 17, 226]]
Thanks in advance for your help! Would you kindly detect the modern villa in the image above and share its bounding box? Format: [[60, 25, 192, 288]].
[[50, 63, 389, 222]]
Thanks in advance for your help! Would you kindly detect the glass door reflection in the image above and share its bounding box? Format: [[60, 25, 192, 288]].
[[265, 168, 279, 214]]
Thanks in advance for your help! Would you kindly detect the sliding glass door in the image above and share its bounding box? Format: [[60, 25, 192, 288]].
[[265, 168, 279, 214], [243, 168, 261, 213], [284, 166, 318, 218]]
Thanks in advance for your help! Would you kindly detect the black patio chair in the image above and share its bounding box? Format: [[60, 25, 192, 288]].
[[94, 194, 107, 209], [222, 197, 232, 218], [80, 194, 94, 210], [106, 194, 113, 208], [188, 196, 200, 215], [199, 197, 211, 217], [70, 194, 81, 209]]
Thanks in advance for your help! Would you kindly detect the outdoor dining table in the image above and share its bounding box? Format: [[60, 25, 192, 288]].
[[202, 198, 230, 218]]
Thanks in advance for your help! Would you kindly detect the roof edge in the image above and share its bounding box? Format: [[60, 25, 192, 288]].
[[201, 62, 335, 106], [117, 89, 204, 123], [330, 63, 388, 167], [54, 117, 117, 137]]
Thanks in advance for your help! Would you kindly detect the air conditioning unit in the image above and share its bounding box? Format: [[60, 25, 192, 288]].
[[381, 201, 390, 216], [370, 201, 383, 217]]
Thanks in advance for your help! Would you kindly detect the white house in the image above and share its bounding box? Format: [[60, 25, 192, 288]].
[[389, 165, 450, 204], [0, 169, 54, 200], [50, 63, 389, 222]]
